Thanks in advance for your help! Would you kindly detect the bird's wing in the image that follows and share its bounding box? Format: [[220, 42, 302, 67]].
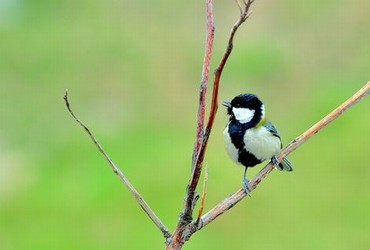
[[264, 120, 281, 138], [264, 121, 293, 170]]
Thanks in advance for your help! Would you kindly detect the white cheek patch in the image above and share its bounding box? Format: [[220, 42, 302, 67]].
[[232, 107, 255, 123]]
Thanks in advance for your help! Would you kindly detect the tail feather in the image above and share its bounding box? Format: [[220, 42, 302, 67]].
[[276, 158, 293, 171]]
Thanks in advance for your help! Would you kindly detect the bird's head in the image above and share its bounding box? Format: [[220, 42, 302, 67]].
[[223, 93, 265, 126]]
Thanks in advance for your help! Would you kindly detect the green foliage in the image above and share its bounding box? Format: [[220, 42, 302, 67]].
[[0, 1, 369, 249]]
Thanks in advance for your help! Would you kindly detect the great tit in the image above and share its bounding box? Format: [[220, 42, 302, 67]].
[[223, 93, 293, 194]]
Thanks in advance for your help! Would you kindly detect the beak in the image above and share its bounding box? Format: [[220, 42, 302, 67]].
[[222, 100, 231, 108]]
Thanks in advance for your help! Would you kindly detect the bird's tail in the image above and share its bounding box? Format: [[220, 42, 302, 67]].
[[275, 157, 293, 171]]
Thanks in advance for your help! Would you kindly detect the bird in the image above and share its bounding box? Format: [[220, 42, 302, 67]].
[[223, 93, 293, 194]]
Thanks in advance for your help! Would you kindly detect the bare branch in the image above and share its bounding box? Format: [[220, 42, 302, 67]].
[[206, 0, 253, 131], [183, 0, 256, 221], [63, 90, 171, 239], [183, 0, 215, 220], [167, 2, 216, 249], [193, 81, 370, 230], [276, 81, 369, 163], [192, 0, 215, 169], [167, 2, 257, 248]]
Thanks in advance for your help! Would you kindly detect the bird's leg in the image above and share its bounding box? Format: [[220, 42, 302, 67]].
[[242, 167, 252, 195]]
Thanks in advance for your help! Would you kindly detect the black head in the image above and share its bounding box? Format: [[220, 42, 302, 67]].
[[223, 93, 265, 126]]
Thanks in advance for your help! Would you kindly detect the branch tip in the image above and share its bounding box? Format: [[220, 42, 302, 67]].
[[63, 90, 68, 103]]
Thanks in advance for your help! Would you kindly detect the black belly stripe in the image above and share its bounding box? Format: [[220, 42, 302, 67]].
[[228, 120, 262, 168], [238, 149, 261, 167]]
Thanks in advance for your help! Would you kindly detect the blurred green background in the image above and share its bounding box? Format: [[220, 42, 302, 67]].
[[0, 0, 369, 249]]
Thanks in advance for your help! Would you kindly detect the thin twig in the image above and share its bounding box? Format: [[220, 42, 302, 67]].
[[206, 0, 253, 142], [196, 164, 209, 225], [192, 0, 215, 169], [193, 81, 370, 230], [234, 0, 243, 14], [183, 0, 215, 219], [63, 90, 171, 239]]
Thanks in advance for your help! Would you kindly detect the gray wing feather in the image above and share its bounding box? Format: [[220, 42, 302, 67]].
[[265, 121, 294, 171], [264, 121, 281, 138]]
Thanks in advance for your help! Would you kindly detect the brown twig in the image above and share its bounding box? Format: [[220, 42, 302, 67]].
[[191, 0, 215, 169], [184, 0, 255, 220], [196, 165, 209, 225], [63, 90, 171, 239], [196, 0, 254, 167], [183, 0, 215, 220], [167, 1, 215, 249], [192, 81, 370, 230]]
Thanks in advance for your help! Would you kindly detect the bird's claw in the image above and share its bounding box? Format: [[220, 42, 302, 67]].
[[271, 155, 279, 165], [242, 178, 252, 196], [271, 155, 283, 170]]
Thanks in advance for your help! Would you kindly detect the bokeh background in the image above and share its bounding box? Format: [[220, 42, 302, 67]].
[[1, 0, 369, 249]]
